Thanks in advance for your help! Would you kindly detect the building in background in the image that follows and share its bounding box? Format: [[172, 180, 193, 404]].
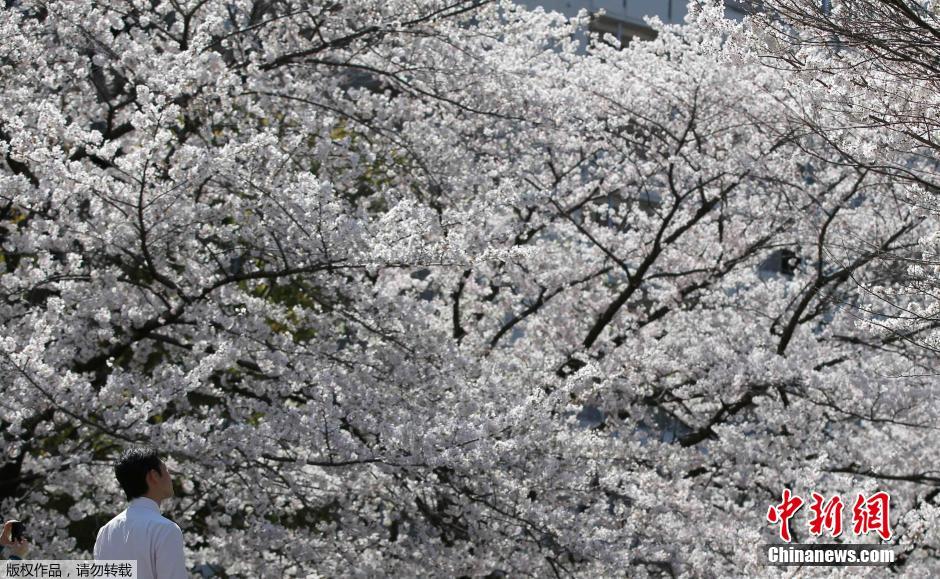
[[518, 0, 751, 43]]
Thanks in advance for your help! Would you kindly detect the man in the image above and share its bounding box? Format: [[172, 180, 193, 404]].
[[94, 447, 189, 578]]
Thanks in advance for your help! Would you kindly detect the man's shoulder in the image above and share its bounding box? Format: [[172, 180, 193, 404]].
[[98, 509, 129, 531], [150, 513, 183, 534], [151, 515, 185, 549], [94, 509, 128, 550], [116, 506, 181, 532]]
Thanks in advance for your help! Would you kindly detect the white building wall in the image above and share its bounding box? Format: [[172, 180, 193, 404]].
[[528, 0, 689, 26], [517, 1, 747, 39]]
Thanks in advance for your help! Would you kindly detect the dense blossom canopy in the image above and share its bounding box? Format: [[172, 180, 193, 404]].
[[748, 0, 940, 356], [1, 0, 937, 576]]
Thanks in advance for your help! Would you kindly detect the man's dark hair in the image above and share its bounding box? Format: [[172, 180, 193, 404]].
[[114, 447, 163, 500]]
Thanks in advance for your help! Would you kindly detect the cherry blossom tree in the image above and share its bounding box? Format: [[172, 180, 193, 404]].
[[1, 0, 937, 575], [707, 0, 940, 571], [740, 0, 940, 354]]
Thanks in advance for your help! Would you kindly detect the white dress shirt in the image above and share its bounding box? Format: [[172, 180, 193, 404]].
[[93, 497, 189, 579]]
